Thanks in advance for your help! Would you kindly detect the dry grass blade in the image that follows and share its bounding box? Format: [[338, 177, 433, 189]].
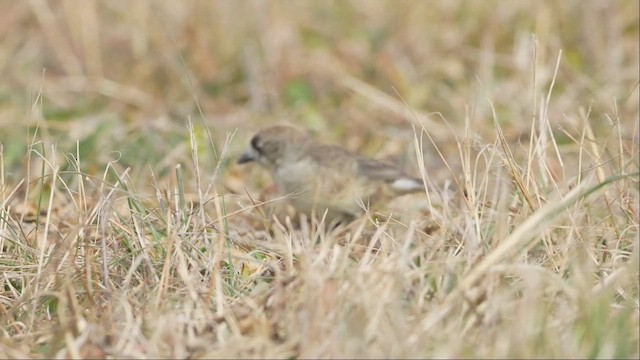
[[0, 1, 637, 358], [421, 171, 638, 332], [339, 74, 451, 139]]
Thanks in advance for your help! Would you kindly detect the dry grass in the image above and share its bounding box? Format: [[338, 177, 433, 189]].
[[0, 1, 638, 358]]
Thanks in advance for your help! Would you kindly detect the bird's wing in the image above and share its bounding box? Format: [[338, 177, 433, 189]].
[[357, 157, 407, 182], [357, 157, 424, 193], [306, 144, 424, 194]]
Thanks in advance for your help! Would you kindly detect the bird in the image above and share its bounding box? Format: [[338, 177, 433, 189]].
[[237, 125, 424, 223]]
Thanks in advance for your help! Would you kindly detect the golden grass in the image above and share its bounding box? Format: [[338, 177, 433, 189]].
[[0, 1, 638, 358]]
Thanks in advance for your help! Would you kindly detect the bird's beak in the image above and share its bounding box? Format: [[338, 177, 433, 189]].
[[237, 147, 258, 164]]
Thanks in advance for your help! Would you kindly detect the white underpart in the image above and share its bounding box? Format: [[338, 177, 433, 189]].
[[391, 177, 424, 192]]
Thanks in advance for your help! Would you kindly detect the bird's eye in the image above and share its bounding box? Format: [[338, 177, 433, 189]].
[[251, 135, 262, 153]]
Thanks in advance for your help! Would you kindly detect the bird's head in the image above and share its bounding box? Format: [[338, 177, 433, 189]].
[[238, 125, 309, 171]]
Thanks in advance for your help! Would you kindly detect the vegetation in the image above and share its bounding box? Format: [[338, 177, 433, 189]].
[[0, 1, 638, 358]]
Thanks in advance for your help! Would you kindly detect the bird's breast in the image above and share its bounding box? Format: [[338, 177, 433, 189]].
[[273, 158, 317, 194]]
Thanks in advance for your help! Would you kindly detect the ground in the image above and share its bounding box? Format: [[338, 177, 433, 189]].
[[0, 1, 638, 358]]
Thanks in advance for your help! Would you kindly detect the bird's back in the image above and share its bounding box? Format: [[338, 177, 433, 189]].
[[278, 142, 421, 221]]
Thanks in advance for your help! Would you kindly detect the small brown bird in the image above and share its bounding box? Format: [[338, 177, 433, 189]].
[[238, 125, 424, 223]]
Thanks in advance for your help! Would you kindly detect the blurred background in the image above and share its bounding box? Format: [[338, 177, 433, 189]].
[[0, 0, 637, 189]]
